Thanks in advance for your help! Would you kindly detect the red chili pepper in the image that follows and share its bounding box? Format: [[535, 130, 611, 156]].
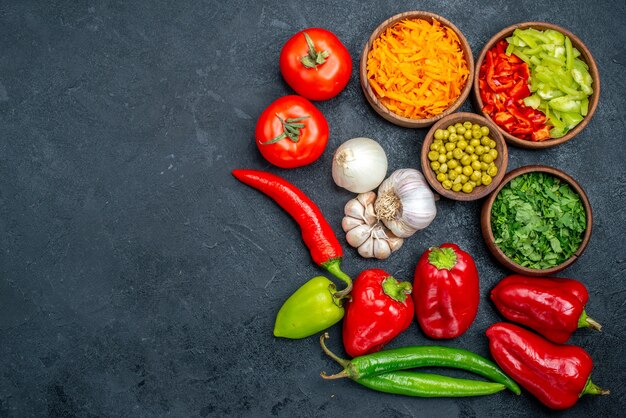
[[479, 40, 550, 141], [490, 275, 602, 344], [232, 169, 351, 293], [342, 269, 414, 357], [486, 323, 609, 409], [413, 244, 479, 339]]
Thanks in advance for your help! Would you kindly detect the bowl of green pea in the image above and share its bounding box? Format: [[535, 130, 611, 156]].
[[421, 112, 508, 201]]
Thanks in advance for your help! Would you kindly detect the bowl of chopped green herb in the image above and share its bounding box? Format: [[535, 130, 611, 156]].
[[481, 165, 592, 275]]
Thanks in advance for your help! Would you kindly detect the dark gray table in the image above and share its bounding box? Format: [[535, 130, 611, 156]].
[[2, 1, 625, 416]]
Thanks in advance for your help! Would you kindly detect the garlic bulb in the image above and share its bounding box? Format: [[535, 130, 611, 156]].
[[332, 137, 388, 193], [375, 169, 437, 238], [342, 192, 404, 260]]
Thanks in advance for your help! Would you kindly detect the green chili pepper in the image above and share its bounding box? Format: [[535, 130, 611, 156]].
[[319, 333, 520, 395], [273, 277, 345, 339], [356, 371, 506, 398]]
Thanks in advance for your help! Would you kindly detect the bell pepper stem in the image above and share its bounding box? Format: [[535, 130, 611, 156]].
[[322, 258, 352, 299], [581, 378, 610, 396], [382, 276, 412, 303], [578, 309, 603, 331], [427, 247, 458, 270], [319, 332, 350, 370]]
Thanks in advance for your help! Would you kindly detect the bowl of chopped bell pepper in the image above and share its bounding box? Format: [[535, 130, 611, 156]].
[[480, 165, 593, 275], [473, 22, 600, 148], [360, 11, 474, 128]]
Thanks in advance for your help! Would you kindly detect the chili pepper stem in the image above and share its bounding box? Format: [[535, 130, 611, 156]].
[[319, 332, 350, 368], [578, 309, 603, 331], [322, 259, 353, 299], [581, 378, 610, 396]]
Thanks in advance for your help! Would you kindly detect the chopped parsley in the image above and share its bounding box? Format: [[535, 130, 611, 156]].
[[491, 172, 587, 269]]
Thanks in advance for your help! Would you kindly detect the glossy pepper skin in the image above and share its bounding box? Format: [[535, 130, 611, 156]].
[[232, 169, 352, 292], [413, 244, 479, 339], [486, 323, 608, 410], [491, 275, 602, 343], [274, 276, 344, 339], [343, 269, 414, 357]]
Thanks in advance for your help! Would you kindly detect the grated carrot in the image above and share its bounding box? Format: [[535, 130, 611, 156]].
[[367, 18, 469, 119]]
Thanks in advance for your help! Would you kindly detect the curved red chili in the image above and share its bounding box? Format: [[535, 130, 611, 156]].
[[232, 169, 351, 292]]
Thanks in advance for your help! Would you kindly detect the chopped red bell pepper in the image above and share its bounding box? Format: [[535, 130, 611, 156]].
[[479, 40, 550, 141]]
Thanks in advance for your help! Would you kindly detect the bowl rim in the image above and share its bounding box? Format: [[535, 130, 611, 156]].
[[420, 112, 509, 201], [360, 10, 475, 128], [472, 21, 600, 149], [480, 164, 593, 276]]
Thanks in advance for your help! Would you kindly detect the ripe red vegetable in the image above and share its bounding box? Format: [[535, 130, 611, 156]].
[[491, 275, 602, 343], [413, 244, 479, 339], [486, 323, 609, 409], [479, 40, 550, 141], [232, 169, 351, 292], [280, 28, 352, 101], [343, 269, 414, 357], [255, 95, 329, 168]]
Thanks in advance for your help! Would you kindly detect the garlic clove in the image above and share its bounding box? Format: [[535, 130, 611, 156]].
[[373, 237, 391, 260], [344, 198, 366, 219], [385, 220, 418, 239], [342, 215, 364, 232], [364, 203, 377, 226], [357, 237, 374, 258], [357, 191, 377, 208], [387, 235, 404, 252], [346, 224, 372, 248]]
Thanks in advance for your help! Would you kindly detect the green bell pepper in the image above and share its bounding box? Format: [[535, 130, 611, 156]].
[[273, 276, 345, 339]]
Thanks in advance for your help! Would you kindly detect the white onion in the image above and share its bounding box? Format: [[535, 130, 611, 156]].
[[332, 137, 387, 193]]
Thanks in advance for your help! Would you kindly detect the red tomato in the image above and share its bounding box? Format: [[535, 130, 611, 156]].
[[280, 28, 352, 101], [255, 95, 329, 168]]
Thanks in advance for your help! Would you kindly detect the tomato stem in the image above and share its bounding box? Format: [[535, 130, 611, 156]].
[[301, 32, 330, 69], [260, 113, 310, 145]]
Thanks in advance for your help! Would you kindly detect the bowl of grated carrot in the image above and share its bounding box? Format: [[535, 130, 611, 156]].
[[360, 11, 474, 128]]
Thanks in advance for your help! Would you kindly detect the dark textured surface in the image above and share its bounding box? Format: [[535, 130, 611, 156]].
[[1, 0, 625, 416]]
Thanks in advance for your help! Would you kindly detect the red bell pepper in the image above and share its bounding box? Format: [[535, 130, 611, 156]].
[[479, 40, 550, 141], [413, 244, 479, 339], [486, 323, 609, 409], [490, 275, 602, 343], [342, 269, 414, 357]]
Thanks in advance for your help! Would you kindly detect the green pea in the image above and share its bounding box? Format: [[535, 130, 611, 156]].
[[449, 133, 459, 143], [448, 170, 458, 180], [471, 160, 482, 171], [446, 151, 453, 160], [431, 161, 441, 171], [475, 176, 483, 186], [481, 162, 490, 171], [445, 142, 456, 152], [461, 155, 472, 166], [472, 123, 481, 131], [447, 125, 456, 134], [448, 159, 459, 169], [438, 154, 447, 164], [463, 121, 472, 129], [464, 130, 473, 140], [481, 126, 490, 137], [469, 139, 481, 148], [489, 149, 498, 159], [428, 151, 439, 161], [462, 165, 473, 176], [454, 122, 463, 129], [439, 163, 448, 174], [434, 129, 445, 140], [442, 180, 453, 190], [470, 171, 482, 182], [475, 145, 485, 156], [455, 166, 463, 174], [456, 126, 466, 135], [457, 140, 467, 150], [465, 145, 475, 155], [436, 172, 447, 182], [482, 154, 494, 164], [482, 174, 493, 185], [471, 154, 479, 162], [469, 180, 477, 187], [481, 137, 491, 146], [442, 130, 450, 140], [462, 182, 474, 193], [430, 143, 440, 152], [489, 139, 497, 149], [460, 174, 469, 184], [472, 130, 483, 139], [452, 182, 463, 192], [487, 166, 498, 177], [452, 148, 464, 160]]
